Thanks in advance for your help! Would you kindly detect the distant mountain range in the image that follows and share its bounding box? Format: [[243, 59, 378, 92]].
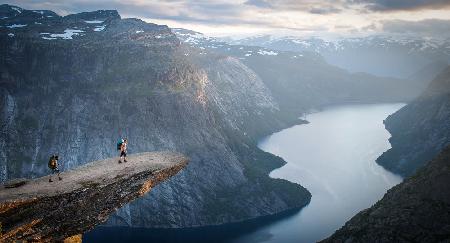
[[173, 28, 425, 115], [226, 34, 450, 79]]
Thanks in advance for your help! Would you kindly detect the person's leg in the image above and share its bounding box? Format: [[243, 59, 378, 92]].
[[49, 169, 55, 182], [124, 152, 127, 162], [57, 168, 62, 180], [119, 151, 122, 163]]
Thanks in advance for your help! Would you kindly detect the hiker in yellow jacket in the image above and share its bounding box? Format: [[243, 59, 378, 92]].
[[48, 154, 62, 182]]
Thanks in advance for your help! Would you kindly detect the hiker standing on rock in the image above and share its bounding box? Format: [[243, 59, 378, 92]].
[[48, 154, 62, 182], [118, 138, 128, 163]]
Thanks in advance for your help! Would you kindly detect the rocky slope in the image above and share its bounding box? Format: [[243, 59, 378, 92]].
[[377, 66, 450, 176], [322, 145, 450, 242], [0, 152, 188, 242], [0, 4, 310, 228]]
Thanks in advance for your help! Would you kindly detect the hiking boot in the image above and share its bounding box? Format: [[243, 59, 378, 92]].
[[118, 160, 122, 163], [49, 179, 53, 182], [124, 159, 128, 162], [59, 177, 62, 181]]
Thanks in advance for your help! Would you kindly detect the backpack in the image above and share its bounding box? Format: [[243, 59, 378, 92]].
[[48, 156, 57, 169], [117, 139, 124, 150]]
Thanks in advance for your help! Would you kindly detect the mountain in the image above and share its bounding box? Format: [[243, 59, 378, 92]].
[[377, 66, 450, 176], [174, 28, 421, 116], [322, 145, 450, 242], [0, 4, 310, 228], [229, 34, 450, 79]]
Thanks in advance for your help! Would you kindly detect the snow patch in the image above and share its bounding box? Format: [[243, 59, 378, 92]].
[[32, 10, 44, 15], [85, 20, 104, 24], [7, 24, 27, 28], [8, 33, 14, 37], [136, 30, 144, 33], [257, 50, 278, 56], [291, 39, 311, 47], [42, 29, 85, 40], [12, 7, 22, 13], [244, 53, 252, 57], [94, 25, 106, 31], [184, 37, 200, 45]]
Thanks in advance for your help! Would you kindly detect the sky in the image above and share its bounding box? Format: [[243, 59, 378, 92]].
[[4, 0, 450, 38]]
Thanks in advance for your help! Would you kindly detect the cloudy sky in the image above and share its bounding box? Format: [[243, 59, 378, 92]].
[[5, 0, 450, 38]]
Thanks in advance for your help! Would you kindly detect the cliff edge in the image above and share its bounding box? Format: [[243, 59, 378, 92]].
[[0, 152, 188, 242]]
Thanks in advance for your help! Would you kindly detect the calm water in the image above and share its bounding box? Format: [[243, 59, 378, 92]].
[[84, 103, 404, 243]]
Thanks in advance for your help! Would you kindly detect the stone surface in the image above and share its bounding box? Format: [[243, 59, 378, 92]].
[[322, 145, 450, 243], [0, 152, 188, 241], [2, 178, 28, 188]]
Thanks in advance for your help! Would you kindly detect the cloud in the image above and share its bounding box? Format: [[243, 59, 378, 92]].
[[247, 0, 346, 12], [309, 6, 342, 14], [3, 0, 332, 31], [244, 0, 273, 8], [3, 0, 450, 38], [381, 19, 450, 38], [3, 0, 249, 25], [350, 0, 450, 11]]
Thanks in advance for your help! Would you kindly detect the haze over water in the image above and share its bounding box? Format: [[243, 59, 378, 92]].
[[249, 103, 404, 243]]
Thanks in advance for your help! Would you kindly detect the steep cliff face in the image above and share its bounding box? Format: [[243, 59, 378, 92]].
[[322, 145, 450, 243], [377, 66, 450, 176], [188, 52, 301, 139], [0, 152, 188, 242], [0, 4, 310, 228]]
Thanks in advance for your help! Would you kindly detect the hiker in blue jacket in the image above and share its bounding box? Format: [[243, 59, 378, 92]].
[[118, 138, 128, 163]]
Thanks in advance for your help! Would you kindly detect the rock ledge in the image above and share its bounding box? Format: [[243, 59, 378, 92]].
[[0, 152, 188, 241]]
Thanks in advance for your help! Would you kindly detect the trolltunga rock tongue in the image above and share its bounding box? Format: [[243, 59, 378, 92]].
[[0, 152, 188, 242]]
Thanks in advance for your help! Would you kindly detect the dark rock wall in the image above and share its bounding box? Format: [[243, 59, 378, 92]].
[[377, 66, 450, 176]]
